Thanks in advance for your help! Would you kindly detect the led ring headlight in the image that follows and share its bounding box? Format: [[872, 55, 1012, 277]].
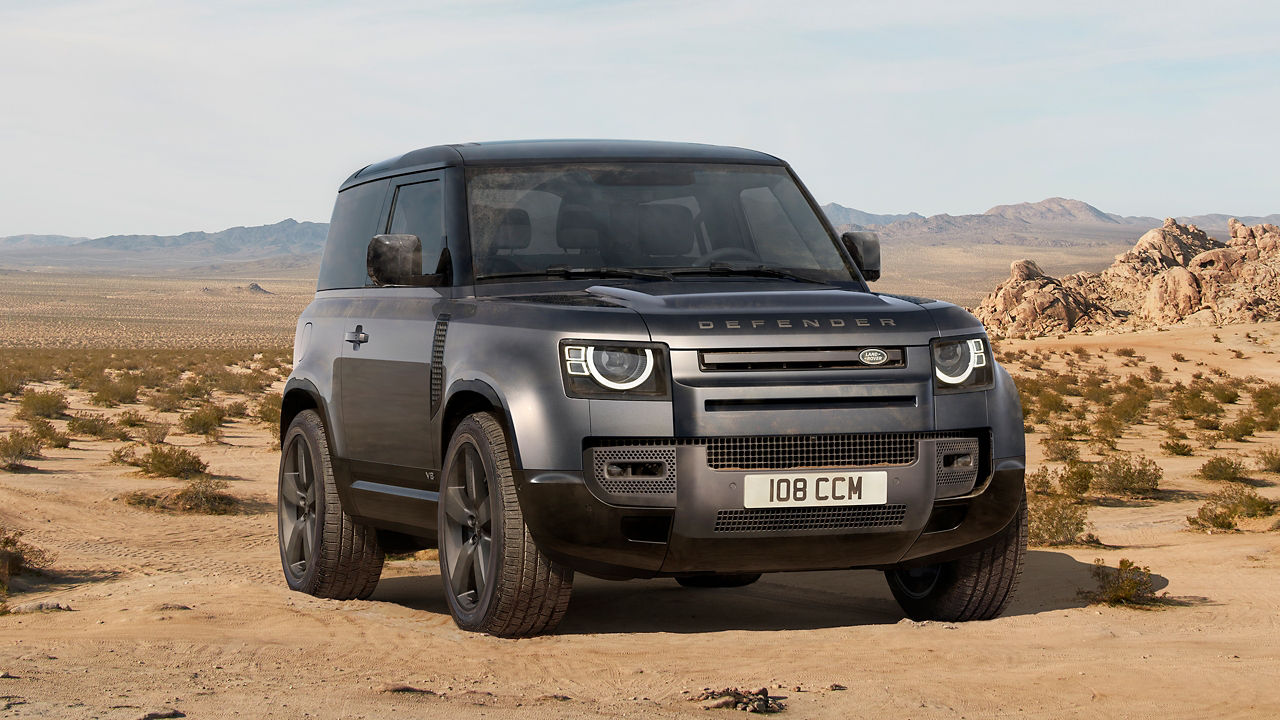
[[934, 338, 987, 385], [564, 345, 655, 390]]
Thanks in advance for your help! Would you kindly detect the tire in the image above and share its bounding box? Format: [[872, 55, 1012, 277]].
[[278, 409, 384, 599], [675, 573, 762, 588], [884, 497, 1027, 621], [438, 412, 573, 637]]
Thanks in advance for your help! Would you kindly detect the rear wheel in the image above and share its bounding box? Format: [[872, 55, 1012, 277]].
[[885, 497, 1027, 621], [675, 573, 762, 588], [438, 412, 573, 637], [278, 409, 384, 599]]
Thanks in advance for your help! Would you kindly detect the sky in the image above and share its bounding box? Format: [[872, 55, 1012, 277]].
[[1, 0, 1277, 238]]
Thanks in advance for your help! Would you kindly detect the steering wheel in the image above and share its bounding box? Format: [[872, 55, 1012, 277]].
[[696, 247, 761, 266]]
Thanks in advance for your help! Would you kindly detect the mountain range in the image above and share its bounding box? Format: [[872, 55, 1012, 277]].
[[2, 199, 1277, 275]]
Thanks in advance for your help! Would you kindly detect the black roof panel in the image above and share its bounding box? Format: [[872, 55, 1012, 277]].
[[342, 139, 784, 189]]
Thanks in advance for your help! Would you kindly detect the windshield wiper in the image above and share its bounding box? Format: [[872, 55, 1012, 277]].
[[666, 263, 827, 283], [475, 265, 674, 282]]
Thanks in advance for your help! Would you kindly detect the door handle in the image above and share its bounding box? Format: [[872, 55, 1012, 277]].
[[345, 325, 369, 348]]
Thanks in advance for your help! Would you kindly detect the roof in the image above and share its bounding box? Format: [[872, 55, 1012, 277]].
[[342, 139, 785, 189]]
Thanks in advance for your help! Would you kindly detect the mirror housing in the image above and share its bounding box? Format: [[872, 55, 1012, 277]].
[[367, 234, 426, 286], [841, 230, 881, 282]]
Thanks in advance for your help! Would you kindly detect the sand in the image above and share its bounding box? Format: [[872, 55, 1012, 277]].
[[1, 324, 1279, 719]]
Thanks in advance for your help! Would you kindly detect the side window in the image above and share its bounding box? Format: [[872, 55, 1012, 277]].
[[739, 186, 813, 267], [317, 180, 388, 291], [386, 180, 446, 277]]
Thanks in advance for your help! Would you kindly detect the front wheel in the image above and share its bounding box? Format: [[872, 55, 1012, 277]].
[[884, 498, 1027, 621], [438, 412, 573, 637]]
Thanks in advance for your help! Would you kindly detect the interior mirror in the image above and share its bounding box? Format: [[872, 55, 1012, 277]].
[[840, 231, 881, 282], [367, 234, 422, 286]]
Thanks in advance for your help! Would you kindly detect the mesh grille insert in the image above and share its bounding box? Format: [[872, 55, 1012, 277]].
[[714, 505, 908, 533], [592, 447, 677, 497], [592, 432, 974, 470], [935, 437, 980, 496]]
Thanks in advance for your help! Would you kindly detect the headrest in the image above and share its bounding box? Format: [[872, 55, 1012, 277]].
[[557, 204, 600, 250], [639, 204, 696, 256], [492, 208, 531, 250]]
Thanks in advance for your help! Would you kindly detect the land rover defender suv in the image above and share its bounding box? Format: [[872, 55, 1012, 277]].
[[278, 140, 1026, 637]]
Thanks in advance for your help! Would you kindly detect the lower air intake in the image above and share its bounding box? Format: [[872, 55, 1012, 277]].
[[713, 505, 908, 533]]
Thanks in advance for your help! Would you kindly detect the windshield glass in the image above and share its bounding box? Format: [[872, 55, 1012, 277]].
[[466, 163, 857, 283]]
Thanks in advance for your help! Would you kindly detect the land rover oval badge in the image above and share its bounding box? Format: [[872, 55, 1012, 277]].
[[859, 348, 889, 366]]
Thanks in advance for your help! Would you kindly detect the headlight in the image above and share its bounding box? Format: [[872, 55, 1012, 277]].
[[932, 336, 993, 392], [561, 341, 670, 399]]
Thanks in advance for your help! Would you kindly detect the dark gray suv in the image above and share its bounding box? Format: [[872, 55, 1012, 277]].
[[278, 140, 1027, 637]]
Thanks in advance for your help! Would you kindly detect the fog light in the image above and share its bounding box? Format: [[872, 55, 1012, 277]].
[[944, 453, 974, 468]]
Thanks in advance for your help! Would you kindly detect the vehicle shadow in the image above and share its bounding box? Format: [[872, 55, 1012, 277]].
[[371, 550, 1120, 634]]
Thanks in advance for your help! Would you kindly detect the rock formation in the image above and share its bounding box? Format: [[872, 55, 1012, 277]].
[[975, 218, 1280, 337]]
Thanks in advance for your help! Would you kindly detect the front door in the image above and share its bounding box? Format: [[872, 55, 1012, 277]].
[[337, 173, 448, 529]]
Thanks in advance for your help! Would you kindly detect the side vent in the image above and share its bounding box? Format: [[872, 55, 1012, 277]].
[[429, 314, 451, 416]]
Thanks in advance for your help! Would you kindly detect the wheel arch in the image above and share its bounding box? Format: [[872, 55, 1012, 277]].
[[441, 380, 521, 471], [281, 378, 334, 449]]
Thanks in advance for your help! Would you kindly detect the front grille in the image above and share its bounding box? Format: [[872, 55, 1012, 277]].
[[714, 505, 908, 533], [591, 431, 974, 470]]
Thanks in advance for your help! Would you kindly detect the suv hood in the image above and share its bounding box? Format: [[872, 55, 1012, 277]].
[[581, 281, 958, 350]]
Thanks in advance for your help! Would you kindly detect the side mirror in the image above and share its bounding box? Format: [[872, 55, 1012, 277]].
[[367, 234, 422, 286], [841, 231, 881, 282]]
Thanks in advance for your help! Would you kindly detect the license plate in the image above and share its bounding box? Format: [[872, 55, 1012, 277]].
[[743, 471, 887, 508]]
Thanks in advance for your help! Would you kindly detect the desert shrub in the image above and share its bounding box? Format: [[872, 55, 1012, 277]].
[[115, 409, 149, 427], [1026, 467, 1053, 495], [1253, 384, 1280, 415], [1221, 416, 1256, 442], [66, 412, 131, 441], [1114, 347, 1137, 358], [0, 370, 24, 397], [1094, 454, 1161, 497], [88, 376, 141, 407], [1036, 390, 1067, 417], [1085, 558, 1162, 606], [256, 392, 282, 429], [124, 476, 237, 515], [1160, 440, 1194, 457], [1257, 448, 1280, 474], [1071, 345, 1090, 359], [1196, 456, 1249, 484], [16, 390, 68, 419], [139, 422, 171, 445], [1, 526, 55, 594], [1192, 416, 1221, 430], [1040, 437, 1080, 462], [1109, 390, 1153, 424], [1028, 493, 1090, 546], [224, 400, 248, 418], [1194, 431, 1224, 450], [1210, 386, 1241, 405], [107, 443, 139, 465], [133, 445, 208, 479], [1170, 391, 1224, 420], [0, 431, 44, 470], [180, 404, 227, 438], [1159, 422, 1188, 440], [1259, 409, 1280, 432], [1171, 352, 1187, 363], [1058, 460, 1093, 498], [24, 418, 71, 449], [1146, 365, 1164, 382], [1187, 484, 1274, 531], [145, 390, 187, 413], [213, 370, 271, 395]]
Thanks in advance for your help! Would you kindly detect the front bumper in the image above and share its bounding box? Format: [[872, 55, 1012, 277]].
[[515, 430, 1025, 579]]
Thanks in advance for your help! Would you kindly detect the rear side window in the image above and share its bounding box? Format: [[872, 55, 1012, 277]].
[[317, 180, 387, 291], [387, 180, 446, 276]]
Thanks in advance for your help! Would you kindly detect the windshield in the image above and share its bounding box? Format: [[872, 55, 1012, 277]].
[[466, 163, 858, 284]]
